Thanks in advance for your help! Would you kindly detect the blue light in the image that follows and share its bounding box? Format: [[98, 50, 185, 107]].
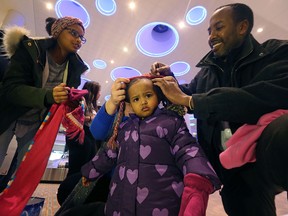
[[186, 6, 207, 26], [55, 0, 90, 28], [104, 95, 111, 101], [95, 0, 117, 16], [110, 66, 142, 81], [93, 59, 107, 69], [135, 22, 179, 57], [170, 61, 191, 76]]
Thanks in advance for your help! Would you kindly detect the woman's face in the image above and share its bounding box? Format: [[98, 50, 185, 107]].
[[57, 24, 85, 53]]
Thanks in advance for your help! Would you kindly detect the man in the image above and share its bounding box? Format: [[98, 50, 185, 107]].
[[152, 3, 288, 216]]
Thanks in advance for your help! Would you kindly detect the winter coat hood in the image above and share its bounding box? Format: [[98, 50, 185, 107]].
[[2, 26, 31, 58]]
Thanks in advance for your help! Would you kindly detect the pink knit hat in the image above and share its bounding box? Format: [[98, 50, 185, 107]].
[[51, 16, 85, 39]]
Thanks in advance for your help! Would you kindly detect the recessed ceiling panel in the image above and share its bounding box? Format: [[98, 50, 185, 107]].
[[95, 0, 117, 16], [170, 61, 191, 76], [55, 0, 90, 28], [110, 66, 142, 80], [135, 22, 179, 57], [186, 6, 207, 26], [93, 59, 107, 69]]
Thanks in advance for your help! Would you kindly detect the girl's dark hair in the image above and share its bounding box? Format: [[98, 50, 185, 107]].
[[216, 3, 254, 34], [125, 76, 169, 106], [45, 17, 57, 36], [107, 75, 185, 150], [82, 81, 101, 112]]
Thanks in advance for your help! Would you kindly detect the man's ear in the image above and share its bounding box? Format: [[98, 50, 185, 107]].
[[239, 19, 249, 35]]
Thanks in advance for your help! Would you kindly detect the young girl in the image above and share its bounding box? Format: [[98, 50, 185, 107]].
[[81, 76, 221, 216]]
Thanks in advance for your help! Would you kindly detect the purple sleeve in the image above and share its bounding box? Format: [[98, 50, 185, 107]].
[[81, 147, 117, 181], [172, 118, 222, 190]]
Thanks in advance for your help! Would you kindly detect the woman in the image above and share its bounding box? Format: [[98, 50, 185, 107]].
[[0, 16, 88, 189]]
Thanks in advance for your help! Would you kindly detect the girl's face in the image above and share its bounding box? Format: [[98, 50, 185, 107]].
[[128, 79, 159, 118], [57, 24, 85, 54]]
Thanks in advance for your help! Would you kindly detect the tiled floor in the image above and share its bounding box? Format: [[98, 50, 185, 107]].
[[33, 183, 288, 216]]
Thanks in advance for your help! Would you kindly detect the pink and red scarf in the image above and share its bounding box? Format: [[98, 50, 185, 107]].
[[0, 89, 87, 216]]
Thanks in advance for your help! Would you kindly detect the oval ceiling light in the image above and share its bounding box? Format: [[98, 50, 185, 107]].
[[135, 22, 179, 57], [110, 66, 142, 81], [55, 0, 90, 28], [95, 0, 117, 16], [170, 61, 191, 76], [93, 59, 107, 69], [186, 6, 207, 26]]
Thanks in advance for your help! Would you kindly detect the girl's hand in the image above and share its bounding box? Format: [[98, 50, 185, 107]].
[[105, 78, 130, 115], [82, 176, 90, 187]]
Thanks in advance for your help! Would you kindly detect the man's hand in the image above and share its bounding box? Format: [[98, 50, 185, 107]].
[[152, 76, 190, 107], [150, 62, 173, 76]]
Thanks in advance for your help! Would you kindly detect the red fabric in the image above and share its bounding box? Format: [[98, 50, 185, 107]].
[[219, 109, 288, 169], [62, 89, 88, 144], [0, 89, 88, 216], [178, 173, 214, 216], [0, 104, 64, 216]]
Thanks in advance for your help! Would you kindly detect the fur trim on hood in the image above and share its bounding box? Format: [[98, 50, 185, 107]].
[[2, 26, 30, 58]]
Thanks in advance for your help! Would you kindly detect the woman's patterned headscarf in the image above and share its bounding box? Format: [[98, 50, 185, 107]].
[[51, 16, 85, 39]]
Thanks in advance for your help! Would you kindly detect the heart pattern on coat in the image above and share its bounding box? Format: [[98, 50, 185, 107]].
[[177, 126, 186, 134], [140, 145, 151, 159], [113, 211, 120, 216], [131, 130, 139, 142], [89, 168, 100, 179], [110, 182, 117, 196], [152, 208, 169, 216], [137, 187, 149, 204], [92, 155, 99, 161], [155, 164, 168, 176], [171, 145, 179, 155], [126, 169, 138, 184], [156, 126, 168, 138], [124, 130, 131, 141], [107, 149, 117, 158], [185, 146, 199, 157], [119, 166, 125, 180], [172, 181, 184, 197]]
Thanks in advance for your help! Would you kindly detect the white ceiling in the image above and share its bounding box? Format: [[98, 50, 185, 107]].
[[1, 0, 288, 106]]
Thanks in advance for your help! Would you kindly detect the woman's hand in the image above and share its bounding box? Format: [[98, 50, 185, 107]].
[[53, 83, 70, 104], [105, 78, 130, 115]]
